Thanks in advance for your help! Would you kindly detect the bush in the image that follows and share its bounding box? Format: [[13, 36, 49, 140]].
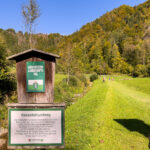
[[69, 76, 80, 86], [75, 73, 88, 87], [54, 82, 73, 106], [90, 73, 98, 82], [62, 75, 80, 87], [54, 74, 89, 107], [0, 37, 17, 104], [55, 75, 81, 107], [133, 64, 147, 77], [146, 64, 150, 77], [0, 72, 16, 104], [132, 71, 139, 77]]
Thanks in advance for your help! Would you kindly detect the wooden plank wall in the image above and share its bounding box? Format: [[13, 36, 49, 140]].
[[16, 57, 55, 103]]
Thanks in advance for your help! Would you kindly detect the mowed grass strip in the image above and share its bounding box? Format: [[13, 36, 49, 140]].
[[93, 81, 150, 150], [64, 80, 109, 150], [55, 77, 150, 150], [119, 78, 150, 95]]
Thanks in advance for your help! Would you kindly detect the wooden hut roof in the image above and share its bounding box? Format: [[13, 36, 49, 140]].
[[7, 49, 60, 60]]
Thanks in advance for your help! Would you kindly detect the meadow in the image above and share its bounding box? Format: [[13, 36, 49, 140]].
[[55, 76, 150, 150], [1, 75, 150, 150], [119, 78, 150, 95]]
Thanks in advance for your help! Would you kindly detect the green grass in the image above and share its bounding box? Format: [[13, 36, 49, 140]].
[[56, 77, 150, 150], [64, 80, 109, 149], [118, 77, 150, 95], [1, 75, 150, 149], [0, 104, 8, 128], [55, 74, 66, 85]]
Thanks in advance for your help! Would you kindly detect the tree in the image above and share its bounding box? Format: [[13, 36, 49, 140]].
[[0, 36, 16, 103], [0, 36, 7, 102], [64, 41, 75, 85], [0, 36, 7, 73], [102, 40, 111, 65], [22, 0, 40, 48]]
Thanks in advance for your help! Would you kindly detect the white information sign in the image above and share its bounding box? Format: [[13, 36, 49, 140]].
[[8, 109, 64, 146]]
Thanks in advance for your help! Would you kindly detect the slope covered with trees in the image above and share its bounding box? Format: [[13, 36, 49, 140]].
[[1, 0, 150, 76]]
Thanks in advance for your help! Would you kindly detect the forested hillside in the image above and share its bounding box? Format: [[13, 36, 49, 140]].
[[1, 0, 150, 76]]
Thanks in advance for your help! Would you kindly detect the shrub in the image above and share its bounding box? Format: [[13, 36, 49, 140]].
[[146, 64, 150, 77], [54, 74, 88, 107], [54, 82, 73, 106], [90, 73, 98, 82], [75, 74, 88, 87], [133, 64, 147, 77], [62, 75, 80, 87], [0, 37, 17, 104], [132, 71, 139, 77], [0, 72, 16, 104], [69, 76, 80, 86]]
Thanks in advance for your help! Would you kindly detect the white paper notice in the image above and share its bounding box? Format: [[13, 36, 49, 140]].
[[10, 110, 62, 144]]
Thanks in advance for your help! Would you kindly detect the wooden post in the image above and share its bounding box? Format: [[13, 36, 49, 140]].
[[7, 49, 60, 104], [7, 49, 65, 149]]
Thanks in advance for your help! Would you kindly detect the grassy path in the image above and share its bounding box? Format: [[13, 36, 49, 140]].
[[61, 79, 150, 150], [64, 81, 109, 150], [92, 81, 150, 150]]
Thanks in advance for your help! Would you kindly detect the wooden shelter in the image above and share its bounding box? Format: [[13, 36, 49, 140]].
[[7, 49, 60, 104]]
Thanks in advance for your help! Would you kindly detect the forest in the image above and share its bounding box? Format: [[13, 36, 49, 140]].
[[1, 1, 150, 74]]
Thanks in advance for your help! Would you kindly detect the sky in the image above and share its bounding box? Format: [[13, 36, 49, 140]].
[[0, 0, 147, 35]]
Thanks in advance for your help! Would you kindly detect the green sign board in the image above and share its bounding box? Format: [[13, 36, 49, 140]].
[[26, 61, 45, 92]]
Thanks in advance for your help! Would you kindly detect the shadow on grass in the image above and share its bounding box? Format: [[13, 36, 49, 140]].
[[114, 119, 150, 137]]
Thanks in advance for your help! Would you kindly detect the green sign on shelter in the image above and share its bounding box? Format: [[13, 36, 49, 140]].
[[26, 61, 45, 92]]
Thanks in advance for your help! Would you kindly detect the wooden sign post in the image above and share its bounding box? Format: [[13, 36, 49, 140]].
[[7, 49, 65, 149]]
